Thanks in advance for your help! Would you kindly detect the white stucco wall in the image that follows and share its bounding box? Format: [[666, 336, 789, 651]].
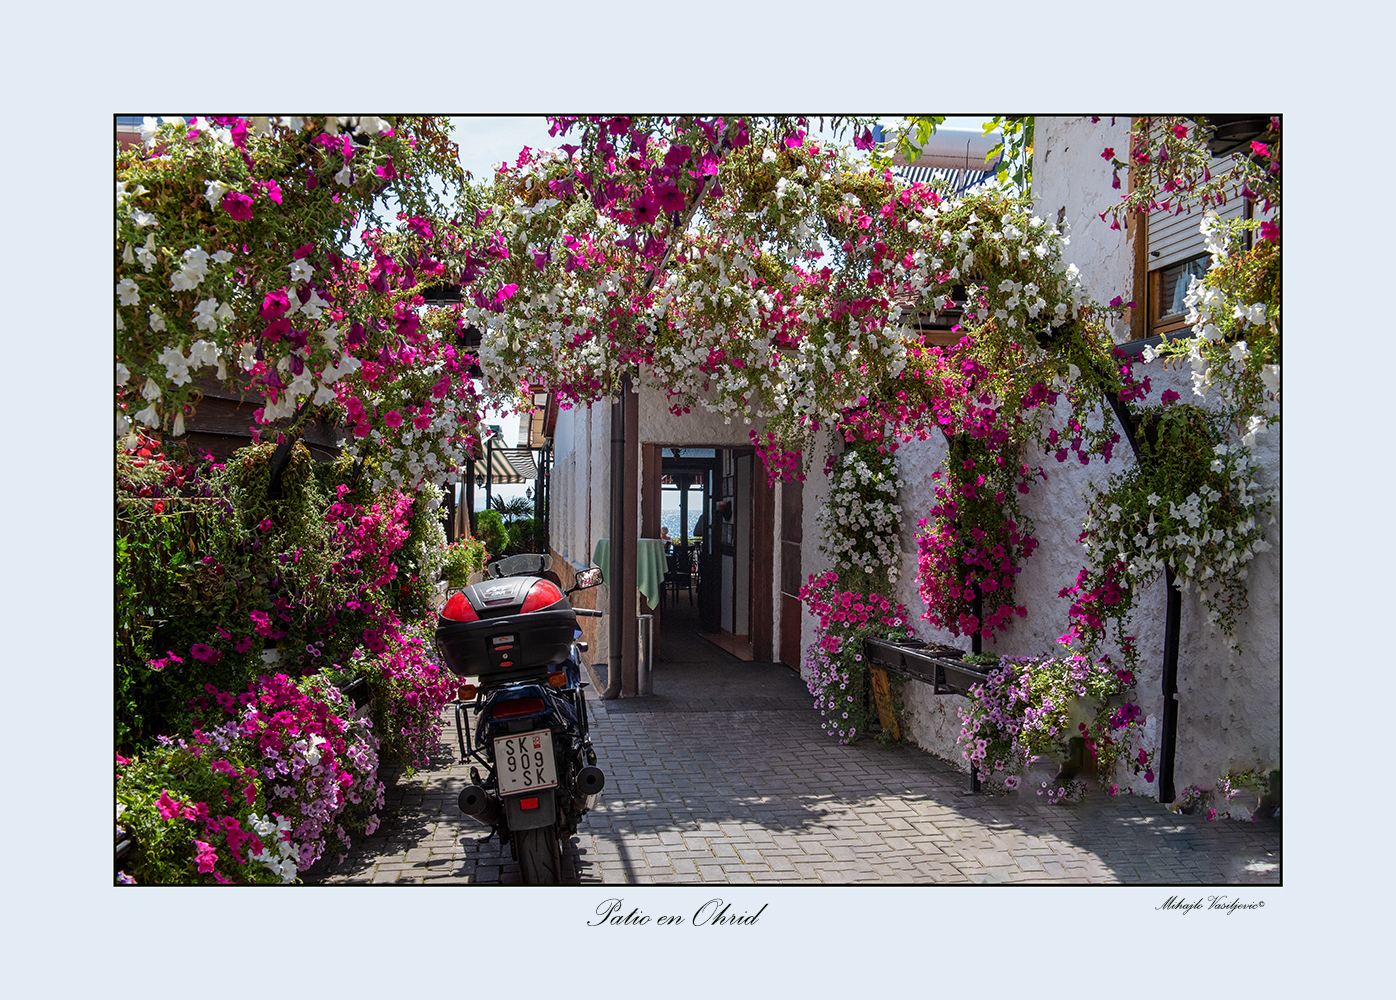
[[1032, 116, 1137, 335], [801, 117, 1280, 799], [547, 117, 1280, 802], [881, 361, 1280, 794]]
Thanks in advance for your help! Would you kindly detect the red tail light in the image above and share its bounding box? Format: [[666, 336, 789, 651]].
[[490, 696, 546, 720], [442, 592, 479, 622], [520, 797, 540, 810], [521, 580, 563, 614]]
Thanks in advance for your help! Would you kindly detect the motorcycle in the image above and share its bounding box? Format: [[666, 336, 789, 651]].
[[435, 553, 606, 884]]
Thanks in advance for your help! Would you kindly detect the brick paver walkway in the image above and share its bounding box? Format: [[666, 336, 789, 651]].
[[308, 672, 1280, 886]]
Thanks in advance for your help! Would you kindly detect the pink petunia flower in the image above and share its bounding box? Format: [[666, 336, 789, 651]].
[[221, 191, 254, 221]]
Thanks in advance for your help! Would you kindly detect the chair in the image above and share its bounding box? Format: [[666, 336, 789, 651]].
[[668, 543, 694, 604], [663, 549, 678, 607]]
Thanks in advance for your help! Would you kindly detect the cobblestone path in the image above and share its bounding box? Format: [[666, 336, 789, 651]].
[[308, 676, 1280, 885]]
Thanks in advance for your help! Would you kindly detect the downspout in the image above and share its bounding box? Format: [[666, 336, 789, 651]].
[[603, 375, 629, 700], [1098, 341, 1179, 804]]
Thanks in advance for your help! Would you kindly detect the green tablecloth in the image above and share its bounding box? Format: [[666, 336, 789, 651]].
[[592, 538, 669, 608]]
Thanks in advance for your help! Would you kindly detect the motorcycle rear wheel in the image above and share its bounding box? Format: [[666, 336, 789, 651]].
[[516, 825, 561, 885]]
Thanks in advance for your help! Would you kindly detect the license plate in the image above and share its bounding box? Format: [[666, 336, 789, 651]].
[[493, 729, 558, 794]]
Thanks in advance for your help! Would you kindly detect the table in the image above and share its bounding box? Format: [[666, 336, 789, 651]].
[[592, 538, 669, 609]]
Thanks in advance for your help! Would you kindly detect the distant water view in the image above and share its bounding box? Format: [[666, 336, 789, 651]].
[[661, 492, 704, 542]]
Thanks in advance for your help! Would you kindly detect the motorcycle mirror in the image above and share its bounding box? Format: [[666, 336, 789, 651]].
[[569, 568, 603, 593]]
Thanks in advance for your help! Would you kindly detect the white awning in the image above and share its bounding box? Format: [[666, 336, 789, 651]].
[[473, 446, 538, 485]]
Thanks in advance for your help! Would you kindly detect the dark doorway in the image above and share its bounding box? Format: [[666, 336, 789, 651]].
[[656, 446, 760, 661]]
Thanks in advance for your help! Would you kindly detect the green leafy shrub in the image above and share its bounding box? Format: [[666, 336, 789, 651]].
[[473, 509, 507, 561]]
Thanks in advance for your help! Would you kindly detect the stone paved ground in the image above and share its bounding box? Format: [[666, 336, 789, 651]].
[[308, 655, 1281, 886]]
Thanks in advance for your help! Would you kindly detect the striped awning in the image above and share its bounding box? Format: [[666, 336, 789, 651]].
[[474, 446, 538, 485]]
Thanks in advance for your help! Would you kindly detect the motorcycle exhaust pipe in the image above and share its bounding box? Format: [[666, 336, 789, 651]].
[[457, 784, 502, 828], [573, 766, 605, 812], [576, 766, 605, 796]]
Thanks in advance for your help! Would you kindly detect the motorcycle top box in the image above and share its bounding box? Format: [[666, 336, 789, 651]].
[[435, 577, 578, 683]]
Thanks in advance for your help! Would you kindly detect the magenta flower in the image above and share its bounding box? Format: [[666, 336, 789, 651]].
[[654, 183, 685, 214], [384, 410, 403, 429], [1259, 220, 1279, 243], [221, 191, 254, 221], [193, 840, 218, 874], [1101, 147, 1115, 160], [156, 790, 182, 821]]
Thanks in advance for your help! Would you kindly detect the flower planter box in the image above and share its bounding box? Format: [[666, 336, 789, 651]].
[[335, 673, 372, 713], [862, 637, 986, 695]]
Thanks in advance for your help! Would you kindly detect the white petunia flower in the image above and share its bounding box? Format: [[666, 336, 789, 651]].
[[132, 210, 157, 228], [136, 236, 158, 272], [134, 403, 161, 427], [117, 278, 140, 306], [288, 259, 315, 283], [148, 309, 167, 333], [189, 339, 220, 367], [193, 299, 220, 331], [203, 180, 232, 211]]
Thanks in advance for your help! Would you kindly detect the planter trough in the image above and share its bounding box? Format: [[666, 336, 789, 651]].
[[862, 636, 988, 695]]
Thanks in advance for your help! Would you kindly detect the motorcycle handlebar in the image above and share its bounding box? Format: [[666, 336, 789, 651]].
[[572, 608, 604, 617]]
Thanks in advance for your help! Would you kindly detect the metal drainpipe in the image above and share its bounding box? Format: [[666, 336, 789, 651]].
[[1159, 565, 1181, 803], [603, 376, 628, 700], [1100, 376, 1180, 805]]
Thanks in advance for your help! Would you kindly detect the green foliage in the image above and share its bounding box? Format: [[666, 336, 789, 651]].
[[888, 116, 947, 164], [985, 116, 1034, 192], [1069, 403, 1274, 653], [441, 537, 488, 589], [116, 741, 280, 886], [473, 509, 508, 560], [115, 438, 448, 752]]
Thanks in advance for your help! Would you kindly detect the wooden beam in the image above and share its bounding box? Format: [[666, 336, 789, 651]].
[[751, 456, 774, 662], [1128, 117, 1149, 341], [640, 442, 662, 662], [620, 381, 641, 696]]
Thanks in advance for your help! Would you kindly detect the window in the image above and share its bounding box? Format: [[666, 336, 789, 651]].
[[1147, 253, 1210, 338]]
